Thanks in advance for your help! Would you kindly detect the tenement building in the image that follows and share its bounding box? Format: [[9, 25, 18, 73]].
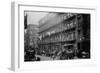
[[38, 12, 90, 59], [24, 24, 39, 50]]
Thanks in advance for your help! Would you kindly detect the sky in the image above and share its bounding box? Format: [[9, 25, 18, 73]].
[[25, 11, 48, 25]]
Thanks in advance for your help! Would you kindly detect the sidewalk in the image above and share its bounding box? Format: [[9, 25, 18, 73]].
[[35, 55, 54, 61]]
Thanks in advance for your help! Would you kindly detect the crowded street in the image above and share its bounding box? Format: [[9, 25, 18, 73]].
[[24, 11, 90, 62]]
